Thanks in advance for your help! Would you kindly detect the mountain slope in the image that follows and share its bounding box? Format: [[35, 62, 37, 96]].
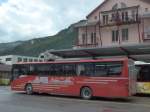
[[0, 41, 23, 52], [0, 24, 78, 56]]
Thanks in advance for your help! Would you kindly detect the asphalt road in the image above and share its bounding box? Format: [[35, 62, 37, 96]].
[[0, 86, 150, 112]]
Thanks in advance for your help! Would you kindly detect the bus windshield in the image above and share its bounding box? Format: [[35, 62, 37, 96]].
[[137, 65, 150, 82]]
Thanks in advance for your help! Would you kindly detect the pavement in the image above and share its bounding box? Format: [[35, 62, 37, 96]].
[[0, 86, 150, 112]]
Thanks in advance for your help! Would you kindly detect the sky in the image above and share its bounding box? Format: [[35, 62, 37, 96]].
[[0, 0, 103, 43]]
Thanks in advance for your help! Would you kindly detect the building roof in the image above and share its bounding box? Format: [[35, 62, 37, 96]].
[[0, 55, 39, 58], [0, 64, 12, 72], [74, 20, 99, 28], [87, 0, 108, 18], [87, 0, 150, 18], [49, 43, 150, 62]]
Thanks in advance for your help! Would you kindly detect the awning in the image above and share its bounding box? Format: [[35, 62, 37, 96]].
[[49, 43, 150, 62]]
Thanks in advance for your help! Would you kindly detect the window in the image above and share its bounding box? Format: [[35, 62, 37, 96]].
[[122, 29, 128, 41], [34, 59, 38, 62], [91, 32, 96, 44], [122, 11, 128, 22], [6, 58, 12, 61], [35, 64, 51, 76], [94, 16, 97, 20], [18, 57, 22, 62], [125, 12, 128, 21], [82, 34, 86, 45], [112, 30, 119, 42], [147, 34, 150, 39], [94, 62, 123, 77], [23, 58, 28, 62], [145, 8, 148, 12], [144, 27, 150, 39], [40, 55, 45, 58], [29, 59, 33, 62], [107, 63, 123, 76], [131, 10, 137, 21], [35, 64, 77, 76], [103, 15, 109, 25], [63, 64, 76, 76], [79, 62, 123, 77], [79, 63, 95, 76], [95, 64, 107, 77], [13, 64, 30, 77], [111, 13, 116, 21]]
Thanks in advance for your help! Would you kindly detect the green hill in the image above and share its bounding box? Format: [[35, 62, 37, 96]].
[[0, 23, 78, 57]]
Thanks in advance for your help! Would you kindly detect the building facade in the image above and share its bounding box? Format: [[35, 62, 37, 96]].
[[0, 64, 12, 85], [75, 0, 150, 48], [0, 55, 44, 65]]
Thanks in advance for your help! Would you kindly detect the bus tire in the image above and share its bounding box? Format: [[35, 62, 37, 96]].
[[25, 84, 33, 95], [80, 87, 92, 100]]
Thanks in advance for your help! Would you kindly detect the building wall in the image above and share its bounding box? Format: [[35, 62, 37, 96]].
[[0, 55, 43, 65], [77, 0, 150, 48]]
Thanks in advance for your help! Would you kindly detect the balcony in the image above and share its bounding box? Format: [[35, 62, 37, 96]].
[[100, 6, 140, 27], [101, 15, 140, 27]]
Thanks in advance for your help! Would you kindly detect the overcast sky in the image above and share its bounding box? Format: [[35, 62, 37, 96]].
[[0, 0, 103, 43]]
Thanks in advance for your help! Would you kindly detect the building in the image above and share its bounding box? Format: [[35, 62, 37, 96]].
[[0, 55, 43, 65], [75, 0, 150, 48], [39, 50, 62, 61], [0, 64, 12, 85]]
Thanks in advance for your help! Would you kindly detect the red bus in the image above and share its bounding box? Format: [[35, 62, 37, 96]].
[[11, 58, 136, 99]]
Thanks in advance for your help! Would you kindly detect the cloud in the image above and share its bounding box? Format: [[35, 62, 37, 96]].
[[0, 0, 102, 43]]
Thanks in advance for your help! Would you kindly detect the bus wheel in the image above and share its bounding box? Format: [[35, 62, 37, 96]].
[[81, 87, 92, 100], [25, 84, 33, 95]]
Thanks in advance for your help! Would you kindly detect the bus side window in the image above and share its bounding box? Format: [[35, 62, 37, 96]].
[[36, 64, 51, 76], [94, 63, 107, 77], [94, 62, 123, 77], [77, 64, 85, 76], [107, 63, 123, 76], [64, 64, 76, 76], [77, 63, 94, 76]]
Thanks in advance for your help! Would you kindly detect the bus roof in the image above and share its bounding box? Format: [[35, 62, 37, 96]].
[[14, 57, 128, 65], [135, 61, 150, 65], [135, 63, 150, 65]]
